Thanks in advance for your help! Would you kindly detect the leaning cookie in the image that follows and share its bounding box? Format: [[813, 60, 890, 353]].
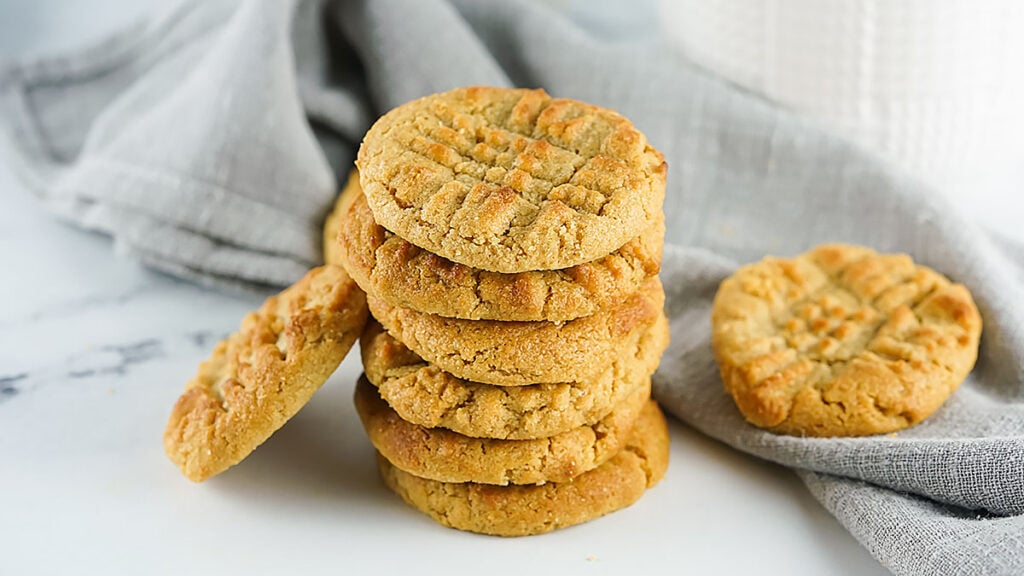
[[337, 170, 663, 321], [369, 276, 665, 386], [711, 243, 982, 437], [360, 314, 668, 439], [357, 86, 667, 273], [164, 265, 368, 481], [354, 376, 650, 485], [378, 400, 670, 536]]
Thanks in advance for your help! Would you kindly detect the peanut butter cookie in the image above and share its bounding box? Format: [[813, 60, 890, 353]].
[[368, 276, 664, 386], [360, 314, 668, 439], [164, 265, 368, 481], [322, 171, 361, 266], [354, 376, 650, 485], [336, 170, 663, 321], [356, 86, 667, 273], [378, 400, 670, 536], [712, 243, 982, 437]]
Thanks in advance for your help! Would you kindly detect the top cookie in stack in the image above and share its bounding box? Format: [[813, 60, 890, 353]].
[[356, 86, 666, 279], [333, 86, 671, 536]]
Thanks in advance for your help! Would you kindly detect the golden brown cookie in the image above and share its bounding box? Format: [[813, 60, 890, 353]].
[[356, 86, 667, 273], [368, 276, 665, 386], [378, 400, 670, 536], [337, 171, 663, 321], [711, 243, 982, 437], [360, 313, 668, 439], [164, 265, 368, 481], [322, 171, 361, 266], [354, 376, 650, 485]]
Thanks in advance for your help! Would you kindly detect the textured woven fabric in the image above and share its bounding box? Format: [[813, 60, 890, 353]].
[[1, 1, 1021, 573]]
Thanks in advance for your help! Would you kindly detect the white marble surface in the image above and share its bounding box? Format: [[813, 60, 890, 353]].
[[2, 2, 1020, 575]]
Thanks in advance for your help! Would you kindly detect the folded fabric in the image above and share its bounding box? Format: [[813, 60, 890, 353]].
[[1, 0, 1021, 573], [0, 0, 360, 291]]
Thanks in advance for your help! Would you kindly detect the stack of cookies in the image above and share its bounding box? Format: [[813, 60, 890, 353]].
[[332, 87, 672, 536], [161, 86, 985, 538]]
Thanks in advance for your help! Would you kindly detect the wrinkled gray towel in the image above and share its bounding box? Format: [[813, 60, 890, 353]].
[[2, 1, 1022, 574]]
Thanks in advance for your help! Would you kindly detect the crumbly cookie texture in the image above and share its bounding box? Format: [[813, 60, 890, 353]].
[[354, 376, 650, 485], [368, 276, 664, 386], [337, 171, 662, 321], [378, 400, 670, 536], [322, 171, 361, 266], [711, 243, 982, 437], [360, 314, 668, 439], [357, 86, 667, 273], [164, 265, 367, 481]]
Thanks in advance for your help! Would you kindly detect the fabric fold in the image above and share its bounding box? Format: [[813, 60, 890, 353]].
[[1, 0, 335, 289]]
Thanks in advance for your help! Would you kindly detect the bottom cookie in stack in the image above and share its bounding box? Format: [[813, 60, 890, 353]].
[[377, 400, 669, 537]]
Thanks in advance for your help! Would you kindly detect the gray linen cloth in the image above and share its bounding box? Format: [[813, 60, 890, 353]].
[[2, 1, 1022, 573]]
